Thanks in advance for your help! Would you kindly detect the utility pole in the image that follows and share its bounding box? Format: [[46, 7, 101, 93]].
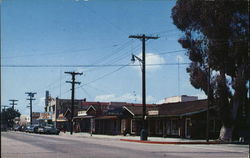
[[25, 92, 36, 125], [65, 71, 82, 135], [9, 99, 18, 109], [129, 34, 159, 141], [206, 62, 211, 142]]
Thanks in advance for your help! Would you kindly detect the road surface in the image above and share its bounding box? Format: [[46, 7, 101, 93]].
[[1, 132, 249, 158]]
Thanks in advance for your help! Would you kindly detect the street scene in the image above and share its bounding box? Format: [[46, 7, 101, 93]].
[[2, 132, 249, 158], [1, 0, 249, 158]]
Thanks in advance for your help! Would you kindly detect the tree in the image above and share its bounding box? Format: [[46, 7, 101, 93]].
[[1, 108, 21, 129], [172, 0, 249, 141]]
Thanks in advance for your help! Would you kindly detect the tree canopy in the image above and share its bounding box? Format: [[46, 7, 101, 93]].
[[1, 108, 21, 129], [172, 0, 249, 139]]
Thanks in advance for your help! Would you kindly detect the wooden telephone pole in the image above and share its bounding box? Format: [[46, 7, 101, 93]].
[[65, 71, 82, 135], [129, 34, 159, 140], [25, 92, 36, 125]]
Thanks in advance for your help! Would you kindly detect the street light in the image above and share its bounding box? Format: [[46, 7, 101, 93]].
[[131, 54, 143, 64], [131, 53, 147, 140], [129, 34, 158, 141]]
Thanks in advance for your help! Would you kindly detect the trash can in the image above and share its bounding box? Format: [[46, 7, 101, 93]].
[[140, 129, 148, 141]]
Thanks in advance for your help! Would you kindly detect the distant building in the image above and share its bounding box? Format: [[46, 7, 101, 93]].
[[37, 112, 53, 126], [19, 115, 30, 126], [32, 112, 41, 124], [44, 91, 86, 128], [164, 95, 198, 103]]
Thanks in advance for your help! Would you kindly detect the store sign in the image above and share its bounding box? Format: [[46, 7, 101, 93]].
[[78, 111, 87, 116], [148, 110, 159, 115]]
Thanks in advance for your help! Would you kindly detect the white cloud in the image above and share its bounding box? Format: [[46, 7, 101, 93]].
[[156, 99, 165, 104], [132, 53, 165, 71], [195, 93, 207, 99], [176, 55, 184, 63], [94, 94, 115, 102], [94, 93, 156, 103]]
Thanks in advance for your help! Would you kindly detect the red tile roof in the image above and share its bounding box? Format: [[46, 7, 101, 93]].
[[159, 99, 208, 116], [123, 99, 208, 117]]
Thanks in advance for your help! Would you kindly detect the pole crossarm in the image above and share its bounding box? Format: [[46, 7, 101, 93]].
[[9, 99, 18, 109], [2, 105, 9, 110], [65, 72, 83, 75], [129, 35, 159, 40]]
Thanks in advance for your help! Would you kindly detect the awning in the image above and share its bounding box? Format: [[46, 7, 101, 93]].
[[95, 116, 118, 120], [56, 119, 68, 122], [73, 115, 94, 119], [37, 118, 52, 121]]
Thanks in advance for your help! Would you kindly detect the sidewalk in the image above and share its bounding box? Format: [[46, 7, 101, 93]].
[[59, 132, 221, 144]]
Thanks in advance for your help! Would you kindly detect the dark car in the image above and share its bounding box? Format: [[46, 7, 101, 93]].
[[33, 125, 43, 133], [14, 126, 22, 131], [25, 125, 35, 133], [20, 126, 27, 132], [43, 126, 60, 135], [37, 126, 45, 134]]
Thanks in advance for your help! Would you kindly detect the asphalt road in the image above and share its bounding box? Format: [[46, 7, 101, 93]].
[[1, 132, 249, 158]]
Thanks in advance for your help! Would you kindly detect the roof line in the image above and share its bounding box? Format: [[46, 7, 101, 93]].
[[86, 105, 97, 112], [180, 109, 207, 116], [63, 108, 71, 117], [123, 106, 135, 116]]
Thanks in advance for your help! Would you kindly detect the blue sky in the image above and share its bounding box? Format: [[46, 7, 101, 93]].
[[1, 0, 206, 115]]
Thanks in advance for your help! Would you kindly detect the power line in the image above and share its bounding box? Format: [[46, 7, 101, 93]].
[[1, 63, 189, 68], [83, 3, 128, 36], [80, 64, 129, 87], [149, 28, 179, 35], [145, 49, 186, 57], [2, 44, 121, 59]]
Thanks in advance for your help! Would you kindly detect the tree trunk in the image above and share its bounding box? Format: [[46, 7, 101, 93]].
[[219, 125, 232, 142]]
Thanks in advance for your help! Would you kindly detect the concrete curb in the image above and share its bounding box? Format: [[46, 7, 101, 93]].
[[120, 139, 222, 144]]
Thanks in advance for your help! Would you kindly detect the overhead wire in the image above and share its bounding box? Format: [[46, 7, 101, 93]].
[[2, 45, 119, 59], [78, 63, 130, 88], [1, 62, 189, 68], [82, 2, 129, 36]]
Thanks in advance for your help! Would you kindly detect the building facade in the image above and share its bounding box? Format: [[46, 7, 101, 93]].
[[45, 94, 221, 139]]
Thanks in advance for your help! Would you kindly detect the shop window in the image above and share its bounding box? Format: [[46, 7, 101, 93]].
[[209, 120, 215, 132], [165, 120, 171, 135], [171, 120, 179, 135], [131, 119, 136, 134], [156, 120, 163, 135]]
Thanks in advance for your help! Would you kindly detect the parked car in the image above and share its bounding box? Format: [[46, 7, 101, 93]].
[[43, 126, 60, 135], [20, 126, 27, 132], [37, 126, 45, 134], [25, 125, 35, 133], [25, 125, 31, 132], [33, 125, 43, 133], [14, 126, 22, 131]]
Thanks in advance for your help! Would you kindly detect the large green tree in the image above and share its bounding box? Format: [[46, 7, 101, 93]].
[[1, 108, 21, 129], [172, 0, 249, 141]]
